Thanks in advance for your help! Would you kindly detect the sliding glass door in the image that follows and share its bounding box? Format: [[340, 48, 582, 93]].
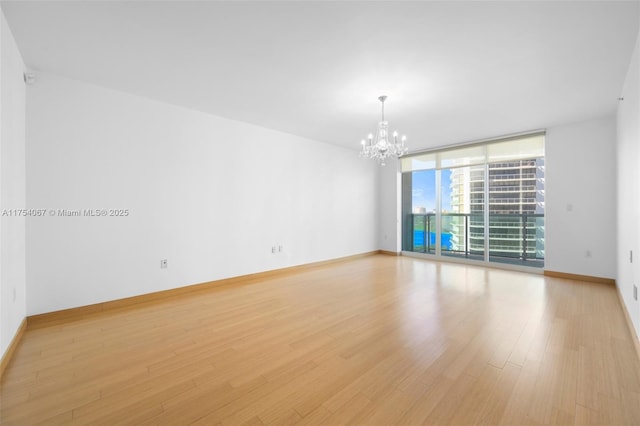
[[400, 133, 545, 269], [403, 169, 437, 254], [440, 166, 485, 260], [487, 159, 545, 266]]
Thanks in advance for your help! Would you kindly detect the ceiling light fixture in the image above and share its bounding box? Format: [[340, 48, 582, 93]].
[[360, 95, 408, 166]]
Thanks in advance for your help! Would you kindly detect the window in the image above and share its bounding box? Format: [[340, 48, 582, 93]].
[[401, 133, 545, 268]]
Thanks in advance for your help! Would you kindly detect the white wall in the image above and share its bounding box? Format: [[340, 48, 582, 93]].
[[0, 10, 27, 358], [378, 116, 618, 279], [617, 28, 640, 341], [26, 72, 379, 315], [545, 116, 617, 279]]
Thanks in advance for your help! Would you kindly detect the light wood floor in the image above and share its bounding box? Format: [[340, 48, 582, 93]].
[[1, 255, 639, 425]]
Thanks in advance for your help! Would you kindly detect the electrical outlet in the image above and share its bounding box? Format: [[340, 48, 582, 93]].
[[271, 246, 276, 254], [634, 284, 638, 301], [160, 259, 168, 269], [585, 250, 591, 258], [278, 245, 283, 253]]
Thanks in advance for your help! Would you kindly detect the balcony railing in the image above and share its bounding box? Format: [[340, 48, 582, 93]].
[[408, 212, 544, 265]]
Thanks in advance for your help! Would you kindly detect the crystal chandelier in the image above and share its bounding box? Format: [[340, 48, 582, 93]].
[[360, 95, 408, 166]]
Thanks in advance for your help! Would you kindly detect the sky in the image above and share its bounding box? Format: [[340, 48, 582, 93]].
[[412, 169, 451, 212]]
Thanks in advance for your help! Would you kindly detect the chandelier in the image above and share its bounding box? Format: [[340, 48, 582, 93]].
[[360, 95, 408, 166]]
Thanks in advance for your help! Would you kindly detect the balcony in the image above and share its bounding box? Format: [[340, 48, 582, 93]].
[[407, 213, 544, 268]]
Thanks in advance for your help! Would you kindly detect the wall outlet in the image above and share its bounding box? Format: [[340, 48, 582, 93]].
[[271, 246, 276, 254], [278, 245, 283, 253], [634, 284, 638, 301], [585, 250, 591, 258], [160, 259, 168, 269]]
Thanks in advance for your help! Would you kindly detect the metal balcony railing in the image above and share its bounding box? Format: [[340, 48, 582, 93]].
[[408, 212, 544, 262]]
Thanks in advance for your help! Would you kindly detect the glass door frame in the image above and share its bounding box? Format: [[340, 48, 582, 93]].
[[401, 161, 544, 271]]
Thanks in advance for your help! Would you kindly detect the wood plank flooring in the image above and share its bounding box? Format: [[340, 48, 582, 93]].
[[1, 255, 639, 425]]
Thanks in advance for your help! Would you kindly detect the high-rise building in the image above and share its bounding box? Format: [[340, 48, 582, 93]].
[[450, 159, 545, 262]]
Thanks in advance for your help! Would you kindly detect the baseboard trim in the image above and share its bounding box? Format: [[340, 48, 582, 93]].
[[543, 270, 615, 285], [27, 250, 382, 329], [0, 317, 27, 379], [378, 250, 401, 256], [614, 282, 640, 362]]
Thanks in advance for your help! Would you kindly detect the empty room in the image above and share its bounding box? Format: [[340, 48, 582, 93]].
[[1, 1, 640, 424]]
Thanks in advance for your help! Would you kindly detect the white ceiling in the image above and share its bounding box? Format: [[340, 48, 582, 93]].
[[2, 1, 639, 152]]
